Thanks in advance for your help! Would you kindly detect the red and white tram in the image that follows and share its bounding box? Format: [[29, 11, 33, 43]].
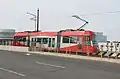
[[13, 30, 98, 54]]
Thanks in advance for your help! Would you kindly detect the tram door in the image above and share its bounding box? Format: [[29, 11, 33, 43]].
[[78, 37, 83, 49], [48, 38, 55, 49]]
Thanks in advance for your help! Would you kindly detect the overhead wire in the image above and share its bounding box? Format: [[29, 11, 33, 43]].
[[80, 10, 120, 16]]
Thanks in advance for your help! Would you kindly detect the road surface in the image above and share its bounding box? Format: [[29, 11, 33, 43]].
[[0, 50, 120, 79]]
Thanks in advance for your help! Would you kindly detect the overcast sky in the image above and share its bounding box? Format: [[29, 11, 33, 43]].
[[0, 0, 120, 41]]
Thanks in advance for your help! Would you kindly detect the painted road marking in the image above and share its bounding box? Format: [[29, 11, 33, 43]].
[[0, 67, 26, 77], [36, 61, 66, 69], [26, 53, 31, 56]]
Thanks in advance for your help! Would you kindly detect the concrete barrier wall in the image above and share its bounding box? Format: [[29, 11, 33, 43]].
[[0, 45, 29, 52]]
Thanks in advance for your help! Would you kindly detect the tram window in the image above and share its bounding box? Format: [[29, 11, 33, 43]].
[[52, 38, 55, 47], [15, 37, 26, 41], [85, 36, 91, 46], [70, 37, 77, 43], [35, 38, 37, 41], [37, 38, 42, 43], [31, 38, 34, 41], [31, 38, 36, 42], [43, 38, 48, 44], [63, 36, 69, 43], [23, 38, 26, 42], [85, 36, 90, 41], [32, 38, 35, 41], [92, 35, 97, 45]]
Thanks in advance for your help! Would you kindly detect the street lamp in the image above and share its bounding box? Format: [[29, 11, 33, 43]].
[[72, 15, 88, 30], [27, 12, 37, 31]]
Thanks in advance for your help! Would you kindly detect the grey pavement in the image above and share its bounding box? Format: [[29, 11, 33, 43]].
[[0, 50, 120, 79]]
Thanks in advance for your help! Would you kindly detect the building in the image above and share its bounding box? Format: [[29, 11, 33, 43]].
[[0, 29, 15, 45], [95, 32, 107, 43]]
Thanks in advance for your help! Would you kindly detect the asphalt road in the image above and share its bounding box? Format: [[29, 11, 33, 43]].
[[0, 50, 120, 79]]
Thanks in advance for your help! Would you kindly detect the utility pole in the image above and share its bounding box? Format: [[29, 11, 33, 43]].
[[37, 8, 39, 32]]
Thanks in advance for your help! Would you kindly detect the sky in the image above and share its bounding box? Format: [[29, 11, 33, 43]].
[[0, 0, 120, 41]]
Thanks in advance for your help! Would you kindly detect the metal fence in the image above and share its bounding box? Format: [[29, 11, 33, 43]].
[[96, 42, 120, 58], [0, 40, 13, 46]]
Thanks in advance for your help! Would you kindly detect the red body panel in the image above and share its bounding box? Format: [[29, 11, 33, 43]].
[[14, 32, 57, 37], [61, 31, 91, 36], [14, 31, 92, 37], [14, 32, 28, 37], [13, 41, 26, 47]]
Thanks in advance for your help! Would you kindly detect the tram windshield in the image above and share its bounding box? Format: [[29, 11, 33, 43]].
[[92, 32, 107, 46], [14, 36, 26, 42], [92, 35, 98, 46]]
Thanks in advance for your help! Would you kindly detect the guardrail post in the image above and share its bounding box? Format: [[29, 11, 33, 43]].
[[76, 50, 78, 55], [108, 42, 113, 58], [34, 46, 36, 51], [106, 42, 109, 53], [100, 45, 103, 59], [115, 43, 119, 59], [106, 42, 110, 58], [66, 48, 68, 54], [110, 42, 113, 53], [56, 49, 58, 53], [87, 47, 89, 56], [87, 52, 90, 56], [69, 49, 72, 55]]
